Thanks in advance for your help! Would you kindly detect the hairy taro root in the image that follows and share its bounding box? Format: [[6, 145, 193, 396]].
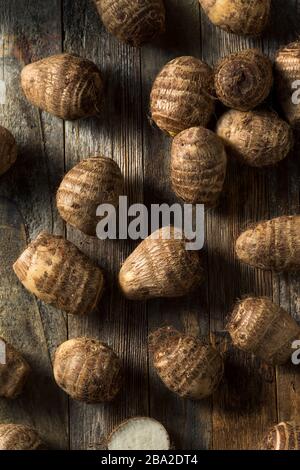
[[228, 297, 300, 365], [149, 326, 224, 399], [21, 54, 103, 120], [216, 109, 293, 167], [107, 417, 171, 450], [57, 156, 124, 236], [262, 422, 300, 450], [150, 56, 215, 136], [13, 232, 104, 315], [0, 338, 30, 399], [171, 127, 227, 206], [215, 49, 273, 111], [235, 215, 300, 272], [119, 226, 203, 300], [199, 0, 271, 36], [94, 0, 165, 47], [0, 424, 43, 450], [53, 337, 123, 403], [0, 126, 17, 176]]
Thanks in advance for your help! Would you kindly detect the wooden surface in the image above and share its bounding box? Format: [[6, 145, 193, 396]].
[[0, 0, 299, 450]]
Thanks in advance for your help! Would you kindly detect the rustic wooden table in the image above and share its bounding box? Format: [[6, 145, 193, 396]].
[[0, 0, 299, 451]]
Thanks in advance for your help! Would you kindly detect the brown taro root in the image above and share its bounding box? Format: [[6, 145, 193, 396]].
[[214, 49, 273, 111], [199, 0, 271, 36], [216, 109, 293, 167], [119, 226, 203, 300], [94, 0, 165, 47], [57, 156, 124, 236], [262, 422, 300, 450], [0, 338, 30, 399], [21, 53, 103, 120], [149, 326, 224, 400], [171, 127, 227, 206], [150, 56, 215, 136], [0, 126, 17, 176], [0, 424, 43, 450], [235, 215, 300, 272], [53, 337, 123, 403], [227, 297, 300, 365], [13, 232, 104, 315]]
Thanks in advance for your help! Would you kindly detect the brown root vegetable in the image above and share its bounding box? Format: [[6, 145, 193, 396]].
[[262, 422, 300, 450], [57, 156, 124, 236], [21, 53, 103, 120], [94, 0, 165, 47], [227, 297, 300, 365], [0, 126, 17, 176], [107, 417, 171, 450], [171, 126, 227, 206], [216, 109, 293, 167], [235, 215, 300, 272], [119, 226, 203, 300], [214, 49, 273, 111], [150, 56, 215, 136], [0, 338, 30, 399], [0, 424, 43, 450], [53, 337, 123, 403], [13, 231, 104, 315], [149, 327, 224, 399]]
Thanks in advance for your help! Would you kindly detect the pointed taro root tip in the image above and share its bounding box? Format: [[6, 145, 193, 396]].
[[261, 422, 300, 450], [0, 337, 31, 399], [0, 424, 44, 450]]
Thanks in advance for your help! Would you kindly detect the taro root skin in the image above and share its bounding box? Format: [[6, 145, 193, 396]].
[[235, 215, 300, 272], [95, 0, 165, 47], [53, 337, 123, 403], [57, 156, 124, 236], [171, 126, 227, 206], [0, 126, 17, 176], [0, 338, 30, 399], [21, 53, 103, 120], [150, 56, 215, 136], [216, 109, 293, 167], [215, 49, 273, 111], [262, 422, 300, 450], [0, 424, 43, 450], [13, 231, 104, 316]]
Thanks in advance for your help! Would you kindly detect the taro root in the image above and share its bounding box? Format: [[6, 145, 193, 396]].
[[150, 56, 215, 136], [171, 126, 227, 206], [0, 126, 17, 176], [21, 53, 103, 120], [0, 424, 43, 450], [262, 422, 300, 450], [57, 156, 124, 236], [0, 337, 30, 399], [149, 326, 224, 399], [53, 337, 123, 403], [235, 215, 300, 272], [214, 49, 273, 111], [216, 109, 293, 167], [94, 0, 165, 47], [13, 232, 104, 315], [227, 297, 300, 365], [119, 226, 203, 300]]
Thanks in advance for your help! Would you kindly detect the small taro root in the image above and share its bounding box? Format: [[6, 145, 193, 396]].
[[235, 215, 300, 272], [150, 56, 215, 136], [13, 231, 104, 315], [228, 297, 300, 365], [0, 424, 43, 450], [149, 326, 224, 400], [262, 422, 300, 450], [0, 337, 30, 399], [0, 126, 17, 176], [57, 156, 124, 236], [119, 226, 203, 300], [171, 126, 227, 206], [214, 49, 273, 111], [94, 0, 165, 47], [107, 417, 171, 450], [21, 53, 103, 120], [216, 109, 293, 167], [53, 337, 123, 403]]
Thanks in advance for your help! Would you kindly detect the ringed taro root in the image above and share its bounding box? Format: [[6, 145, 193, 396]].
[[171, 127, 227, 206], [119, 226, 203, 300], [57, 156, 124, 236], [0, 126, 17, 176], [21, 53, 103, 120], [228, 297, 300, 365], [53, 337, 123, 403], [214, 49, 273, 111], [0, 424, 43, 450], [150, 56, 215, 136], [0, 338, 30, 399], [262, 422, 300, 450], [13, 232, 104, 315]]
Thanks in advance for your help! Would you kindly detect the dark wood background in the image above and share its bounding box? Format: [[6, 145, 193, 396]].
[[0, 0, 299, 450]]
